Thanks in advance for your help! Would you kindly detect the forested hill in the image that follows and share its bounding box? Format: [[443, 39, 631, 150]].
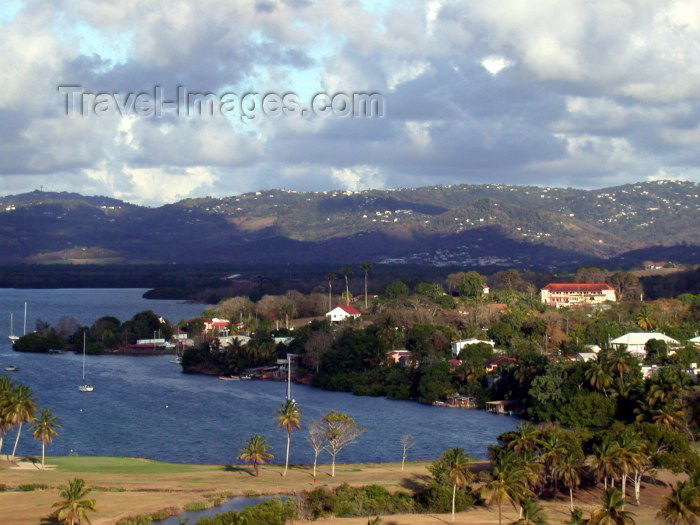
[[0, 180, 698, 268]]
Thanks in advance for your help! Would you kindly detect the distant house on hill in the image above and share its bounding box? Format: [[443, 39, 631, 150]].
[[485, 356, 517, 374], [203, 318, 231, 336], [326, 305, 362, 322], [451, 338, 496, 357], [610, 332, 680, 358], [540, 283, 617, 307], [643, 261, 669, 270]]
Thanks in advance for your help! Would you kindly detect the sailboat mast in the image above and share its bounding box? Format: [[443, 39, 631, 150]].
[[83, 332, 86, 380], [23, 302, 27, 336], [10, 313, 13, 337]]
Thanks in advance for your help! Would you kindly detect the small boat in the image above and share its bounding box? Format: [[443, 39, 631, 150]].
[[170, 356, 182, 364], [240, 374, 253, 380], [218, 375, 241, 381], [78, 333, 93, 393], [4, 365, 19, 372], [48, 349, 64, 354]]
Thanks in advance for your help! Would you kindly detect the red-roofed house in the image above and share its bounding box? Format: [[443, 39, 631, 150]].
[[540, 283, 616, 307], [326, 305, 362, 322], [203, 318, 231, 336]]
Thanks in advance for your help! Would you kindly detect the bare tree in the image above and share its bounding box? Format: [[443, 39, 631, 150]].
[[323, 411, 365, 477], [308, 418, 328, 479], [303, 331, 333, 373], [400, 434, 414, 471]]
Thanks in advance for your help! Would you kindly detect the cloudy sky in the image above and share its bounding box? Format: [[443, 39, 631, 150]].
[[1, 0, 700, 205]]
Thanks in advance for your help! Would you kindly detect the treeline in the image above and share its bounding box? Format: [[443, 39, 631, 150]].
[[13, 311, 174, 354]]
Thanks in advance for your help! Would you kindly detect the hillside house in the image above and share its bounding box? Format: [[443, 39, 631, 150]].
[[540, 283, 617, 307], [610, 332, 680, 358], [451, 338, 496, 356], [203, 318, 231, 336], [485, 356, 517, 374], [326, 305, 362, 322], [387, 350, 413, 367]]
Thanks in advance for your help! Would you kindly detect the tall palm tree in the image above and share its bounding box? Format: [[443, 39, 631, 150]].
[[589, 488, 636, 525], [340, 266, 353, 305], [607, 348, 634, 387], [3, 384, 37, 461], [360, 262, 374, 309], [652, 404, 689, 434], [586, 357, 614, 396], [325, 273, 337, 311], [555, 456, 583, 512], [566, 508, 587, 525], [274, 400, 301, 477], [52, 478, 97, 525], [615, 435, 645, 508], [279, 302, 296, 330], [482, 465, 529, 525], [657, 481, 700, 525], [514, 498, 548, 525], [540, 433, 566, 495], [591, 440, 620, 490], [444, 448, 474, 523], [237, 434, 274, 477], [31, 409, 61, 467]]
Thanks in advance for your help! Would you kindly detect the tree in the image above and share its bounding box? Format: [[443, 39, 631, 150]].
[[507, 423, 542, 455], [341, 267, 353, 306], [607, 272, 642, 302], [575, 267, 608, 284], [275, 400, 301, 477], [326, 273, 337, 311], [482, 464, 528, 525], [555, 456, 583, 512], [4, 384, 37, 460], [361, 262, 374, 309], [400, 434, 414, 472], [322, 411, 365, 477], [459, 271, 486, 299], [0, 375, 13, 456], [279, 302, 297, 330], [385, 280, 409, 300], [307, 418, 328, 479], [444, 448, 474, 523], [657, 481, 700, 525], [589, 488, 636, 525], [303, 331, 333, 374], [237, 434, 274, 477], [586, 356, 614, 396], [514, 498, 548, 525], [636, 308, 656, 331], [591, 440, 620, 490], [52, 478, 97, 525], [566, 508, 587, 525], [607, 348, 634, 387], [31, 409, 61, 467]]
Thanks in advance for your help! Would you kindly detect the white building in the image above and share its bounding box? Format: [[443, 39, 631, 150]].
[[688, 336, 700, 346], [575, 352, 598, 363], [326, 305, 362, 322], [541, 283, 617, 307], [451, 338, 496, 357], [610, 332, 680, 358]]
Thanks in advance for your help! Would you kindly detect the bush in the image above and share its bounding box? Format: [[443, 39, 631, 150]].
[[185, 502, 207, 512], [197, 498, 296, 525], [415, 482, 476, 513], [300, 484, 416, 519], [17, 483, 49, 491]]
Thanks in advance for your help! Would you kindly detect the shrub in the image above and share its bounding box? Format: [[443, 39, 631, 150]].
[[197, 498, 296, 525], [17, 483, 49, 491], [185, 502, 207, 512], [415, 482, 476, 513]]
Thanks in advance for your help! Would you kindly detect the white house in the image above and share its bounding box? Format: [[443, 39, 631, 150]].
[[688, 336, 700, 346], [451, 338, 496, 357], [583, 344, 602, 353], [610, 332, 680, 358], [575, 352, 598, 363], [326, 305, 362, 322]]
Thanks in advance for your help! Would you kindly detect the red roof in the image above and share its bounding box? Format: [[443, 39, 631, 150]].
[[339, 305, 362, 315], [543, 283, 614, 292]]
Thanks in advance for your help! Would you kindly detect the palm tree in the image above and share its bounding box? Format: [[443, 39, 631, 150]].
[[360, 262, 374, 309], [31, 409, 61, 467], [607, 348, 634, 387], [566, 508, 587, 525], [52, 478, 97, 525], [0, 375, 13, 457], [325, 273, 337, 311], [540, 433, 566, 495], [3, 384, 37, 460], [340, 266, 353, 305], [555, 456, 583, 512], [237, 434, 274, 477], [274, 400, 301, 476], [513, 498, 548, 525], [635, 308, 656, 331], [591, 440, 620, 490], [657, 481, 700, 525], [652, 404, 689, 434], [586, 357, 614, 396], [614, 435, 645, 508], [280, 302, 296, 330], [444, 448, 474, 523], [589, 488, 636, 525], [482, 465, 529, 525], [508, 422, 542, 455]]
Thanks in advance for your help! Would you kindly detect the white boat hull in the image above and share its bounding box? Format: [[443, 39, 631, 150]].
[[79, 385, 94, 392]]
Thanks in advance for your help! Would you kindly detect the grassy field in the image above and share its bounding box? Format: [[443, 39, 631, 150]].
[[0, 456, 680, 525]]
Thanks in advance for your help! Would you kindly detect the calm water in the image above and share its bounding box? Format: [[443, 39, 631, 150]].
[[0, 289, 517, 465]]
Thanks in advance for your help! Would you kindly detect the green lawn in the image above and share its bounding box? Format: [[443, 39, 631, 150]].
[[47, 456, 217, 474]]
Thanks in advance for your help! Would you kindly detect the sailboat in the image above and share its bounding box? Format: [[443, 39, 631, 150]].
[[78, 333, 94, 393], [8, 313, 19, 344]]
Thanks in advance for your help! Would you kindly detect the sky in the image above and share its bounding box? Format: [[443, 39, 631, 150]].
[[2, 0, 700, 205]]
